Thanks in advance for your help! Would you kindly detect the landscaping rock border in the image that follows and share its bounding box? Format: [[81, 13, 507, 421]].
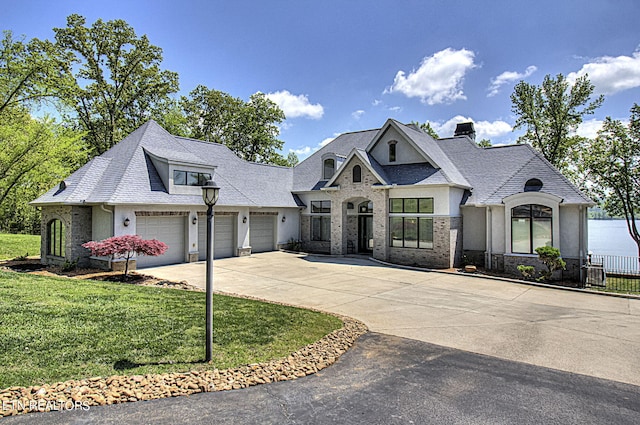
[[0, 315, 367, 417]]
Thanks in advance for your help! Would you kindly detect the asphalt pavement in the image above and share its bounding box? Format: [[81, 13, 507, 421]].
[[7, 333, 640, 424]]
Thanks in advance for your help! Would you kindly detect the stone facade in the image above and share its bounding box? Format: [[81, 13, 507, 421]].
[[40, 205, 92, 267], [300, 215, 331, 253], [388, 217, 461, 269], [503, 254, 582, 281]]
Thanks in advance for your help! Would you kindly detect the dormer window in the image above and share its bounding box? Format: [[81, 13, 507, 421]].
[[323, 158, 335, 180], [174, 170, 212, 186], [353, 165, 362, 183], [388, 141, 397, 162], [524, 178, 543, 192]]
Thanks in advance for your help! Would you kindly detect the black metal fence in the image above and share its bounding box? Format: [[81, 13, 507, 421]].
[[585, 254, 640, 293]]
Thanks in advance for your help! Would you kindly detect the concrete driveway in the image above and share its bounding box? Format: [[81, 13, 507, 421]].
[[142, 251, 640, 386]]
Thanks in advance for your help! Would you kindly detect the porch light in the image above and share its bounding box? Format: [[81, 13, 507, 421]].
[[123, 217, 130, 227], [192, 216, 198, 225], [282, 216, 286, 223], [201, 180, 220, 207]]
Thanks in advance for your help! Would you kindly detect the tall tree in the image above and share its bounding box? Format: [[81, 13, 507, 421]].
[[54, 14, 179, 155], [511, 74, 604, 172], [181, 86, 286, 164], [0, 110, 86, 233], [583, 105, 640, 257], [0, 30, 72, 115], [411, 121, 440, 139]]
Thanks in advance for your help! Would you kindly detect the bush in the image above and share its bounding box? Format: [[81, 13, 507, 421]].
[[517, 265, 536, 279], [535, 246, 566, 281]]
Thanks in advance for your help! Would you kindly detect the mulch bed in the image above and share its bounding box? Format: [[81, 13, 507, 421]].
[[0, 258, 200, 291]]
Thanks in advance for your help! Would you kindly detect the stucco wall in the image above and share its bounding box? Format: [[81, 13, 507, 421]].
[[369, 126, 425, 165], [461, 206, 486, 251]]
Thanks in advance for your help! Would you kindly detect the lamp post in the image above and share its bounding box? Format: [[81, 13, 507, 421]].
[[202, 179, 220, 362]]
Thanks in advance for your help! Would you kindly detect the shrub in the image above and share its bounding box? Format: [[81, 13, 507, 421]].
[[517, 265, 536, 279], [82, 235, 168, 277], [535, 246, 566, 281]]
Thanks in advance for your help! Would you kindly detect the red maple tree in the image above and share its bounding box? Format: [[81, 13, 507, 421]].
[[82, 235, 168, 277]]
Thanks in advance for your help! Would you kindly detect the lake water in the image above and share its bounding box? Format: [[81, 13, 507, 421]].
[[588, 220, 639, 257]]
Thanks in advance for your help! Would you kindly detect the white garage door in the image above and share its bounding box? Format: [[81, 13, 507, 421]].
[[250, 215, 275, 253], [198, 215, 235, 260], [136, 215, 185, 268]]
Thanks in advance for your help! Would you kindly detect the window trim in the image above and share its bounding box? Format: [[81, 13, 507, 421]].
[[352, 165, 362, 183], [173, 170, 212, 186], [511, 204, 553, 254], [48, 219, 66, 257], [389, 198, 434, 214], [310, 200, 331, 242], [389, 198, 434, 249], [323, 158, 335, 180], [389, 216, 433, 249], [388, 141, 397, 162]]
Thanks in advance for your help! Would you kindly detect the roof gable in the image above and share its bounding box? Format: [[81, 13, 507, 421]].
[[325, 149, 387, 187], [366, 120, 430, 166]]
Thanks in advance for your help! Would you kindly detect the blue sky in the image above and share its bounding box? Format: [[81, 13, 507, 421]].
[[3, 0, 640, 158]]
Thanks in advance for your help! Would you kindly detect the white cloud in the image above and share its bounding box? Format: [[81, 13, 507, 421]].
[[352, 110, 365, 120], [576, 119, 604, 139], [487, 65, 537, 97], [431, 115, 512, 140], [290, 134, 339, 159], [384, 48, 477, 105], [265, 90, 324, 119], [567, 49, 640, 95], [372, 99, 383, 106], [388, 106, 402, 113]]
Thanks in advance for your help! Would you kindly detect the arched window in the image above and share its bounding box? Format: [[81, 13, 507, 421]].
[[388, 141, 397, 162], [323, 158, 335, 180], [48, 219, 66, 257], [511, 204, 552, 254], [353, 165, 362, 183]]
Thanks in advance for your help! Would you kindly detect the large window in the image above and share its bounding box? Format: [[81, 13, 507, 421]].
[[389, 198, 434, 249], [174, 170, 212, 186], [48, 219, 65, 257], [511, 204, 552, 254], [310, 200, 331, 241]]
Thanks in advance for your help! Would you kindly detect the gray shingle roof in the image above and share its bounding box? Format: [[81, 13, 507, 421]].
[[32, 119, 592, 209], [435, 137, 593, 205], [32, 120, 298, 208]]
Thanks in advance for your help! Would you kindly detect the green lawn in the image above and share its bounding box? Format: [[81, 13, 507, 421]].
[[0, 271, 342, 389], [589, 275, 640, 295], [0, 233, 41, 260]]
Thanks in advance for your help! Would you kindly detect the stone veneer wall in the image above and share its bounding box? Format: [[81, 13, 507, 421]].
[[503, 254, 582, 281], [40, 205, 93, 267], [300, 215, 331, 254]]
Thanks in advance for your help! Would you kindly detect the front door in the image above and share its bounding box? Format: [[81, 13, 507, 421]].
[[358, 215, 373, 253]]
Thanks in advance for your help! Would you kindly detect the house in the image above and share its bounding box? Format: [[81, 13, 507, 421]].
[[31, 118, 593, 279]]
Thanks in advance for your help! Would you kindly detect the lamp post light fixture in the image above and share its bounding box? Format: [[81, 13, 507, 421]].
[[201, 179, 220, 363]]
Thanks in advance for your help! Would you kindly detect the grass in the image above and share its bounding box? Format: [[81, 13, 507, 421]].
[[0, 233, 41, 260], [589, 275, 640, 295], [0, 270, 342, 389]]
